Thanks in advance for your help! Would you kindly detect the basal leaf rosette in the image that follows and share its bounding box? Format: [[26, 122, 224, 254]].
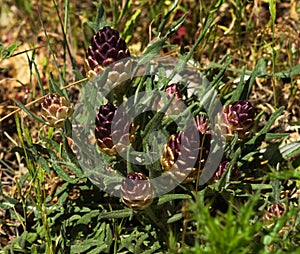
[[41, 93, 74, 128], [216, 100, 255, 141], [95, 102, 135, 156], [160, 115, 211, 183], [120, 172, 154, 210]]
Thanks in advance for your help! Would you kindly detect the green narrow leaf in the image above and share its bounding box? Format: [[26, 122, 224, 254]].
[[246, 106, 284, 145], [269, 0, 276, 23], [52, 0, 76, 70], [0, 41, 21, 61], [240, 58, 266, 100], [87, 2, 110, 33], [165, 13, 187, 38], [122, 9, 142, 43], [76, 210, 99, 225], [157, 194, 191, 206], [38, 8, 64, 86], [269, 169, 300, 181], [157, 0, 179, 33], [231, 67, 246, 101], [33, 60, 45, 95], [49, 72, 65, 96], [272, 63, 300, 78], [12, 98, 46, 124], [99, 209, 133, 219], [117, 0, 133, 24], [280, 142, 300, 159], [167, 213, 183, 223], [48, 150, 77, 183], [37, 156, 51, 174], [210, 56, 232, 89], [140, 13, 187, 64], [265, 133, 289, 140], [209, 0, 223, 14]]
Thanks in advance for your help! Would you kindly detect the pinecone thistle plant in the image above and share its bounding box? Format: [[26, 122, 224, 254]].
[[41, 93, 73, 128]]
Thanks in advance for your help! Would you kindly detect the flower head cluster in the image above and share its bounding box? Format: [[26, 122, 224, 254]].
[[41, 93, 73, 128], [95, 102, 134, 156], [216, 100, 255, 141], [161, 115, 211, 183], [120, 172, 154, 210], [85, 26, 130, 73]]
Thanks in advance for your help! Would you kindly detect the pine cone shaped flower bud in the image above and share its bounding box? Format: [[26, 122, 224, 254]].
[[264, 202, 286, 221], [160, 132, 182, 171], [161, 115, 211, 183], [216, 100, 255, 141], [121, 172, 154, 210], [95, 103, 135, 156], [165, 83, 183, 99], [214, 160, 239, 182], [85, 26, 131, 78], [41, 94, 73, 128], [163, 83, 185, 116]]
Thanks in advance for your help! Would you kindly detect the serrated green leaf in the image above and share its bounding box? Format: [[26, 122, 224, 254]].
[[87, 245, 109, 254], [37, 156, 51, 174], [49, 151, 77, 183], [76, 210, 99, 225], [70, 240, 107, 253]]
